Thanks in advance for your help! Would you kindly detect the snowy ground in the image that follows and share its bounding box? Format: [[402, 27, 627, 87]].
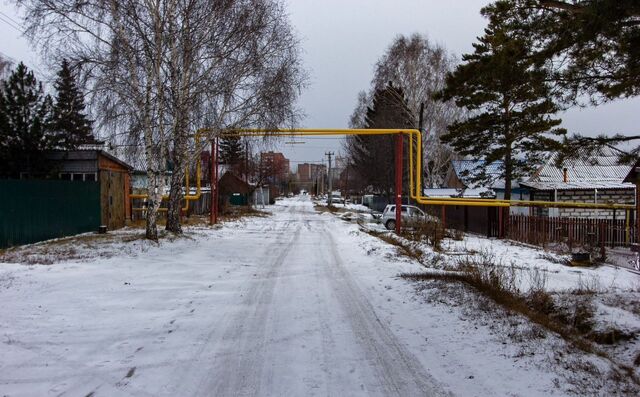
[[0, 196, 638, 396]]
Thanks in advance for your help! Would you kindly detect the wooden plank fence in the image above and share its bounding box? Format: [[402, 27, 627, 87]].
[[508, 215, 636, 249]]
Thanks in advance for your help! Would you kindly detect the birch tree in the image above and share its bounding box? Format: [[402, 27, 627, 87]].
[[161, 0, 305, 233], [16, 0, 305, 238]]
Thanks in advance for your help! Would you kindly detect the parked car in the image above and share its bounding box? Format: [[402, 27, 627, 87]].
[[381, 204, 428, 230]]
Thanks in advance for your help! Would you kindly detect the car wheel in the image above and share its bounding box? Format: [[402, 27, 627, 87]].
[[385, 220, 395, 230]]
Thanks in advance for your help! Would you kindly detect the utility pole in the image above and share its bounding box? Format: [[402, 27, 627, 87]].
[[325, 151, 334, 206]]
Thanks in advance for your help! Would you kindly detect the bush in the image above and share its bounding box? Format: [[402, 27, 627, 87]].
[[402, 220, 445, 251]]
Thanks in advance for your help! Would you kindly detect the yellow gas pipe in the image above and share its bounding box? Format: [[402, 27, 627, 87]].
[[131, 127, 633, 214]]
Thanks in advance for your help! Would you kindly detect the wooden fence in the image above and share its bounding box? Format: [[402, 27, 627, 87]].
[[508, 215, 636, 249]]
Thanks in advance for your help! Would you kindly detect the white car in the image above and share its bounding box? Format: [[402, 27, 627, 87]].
[[381, 204, 427, 230]]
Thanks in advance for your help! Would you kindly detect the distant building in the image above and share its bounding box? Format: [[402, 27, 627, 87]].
[[296, 163, 326, 194], [260, 151, 290, 180], [260, 151, 290, 196], [297, 163, 326, 183]]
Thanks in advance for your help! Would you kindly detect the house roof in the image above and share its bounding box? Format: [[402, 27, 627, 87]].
[[522, 146, 634, 191], [46, 149, 133, 170], [423, 188, 496, 199], [451, 160, 506, 189], [623, 158, 640, 184]]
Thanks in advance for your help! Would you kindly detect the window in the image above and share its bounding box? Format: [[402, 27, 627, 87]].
[[73, 173, 84, 181], [85, 173, 96, 182], [59, 173, 71, 180]]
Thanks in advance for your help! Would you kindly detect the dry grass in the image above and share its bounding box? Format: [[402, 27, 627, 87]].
[[314, 204, 341, 214], [401, 220, 445, 251], [402, 254, 640, 387], [368, 227, 640, 393], [0, 231, 146, 265], [367, 230, 424, 262], [1, 208, 272, 265], [220, 207, 270, 220]]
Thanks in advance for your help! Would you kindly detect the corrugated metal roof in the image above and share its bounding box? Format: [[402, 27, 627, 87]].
[[452, 160, 504, 189], [520, 181, 634, 191], [526, 146, 633, 190], [423, 188, 496, 198]]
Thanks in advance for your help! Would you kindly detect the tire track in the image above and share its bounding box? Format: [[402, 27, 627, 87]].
[[201, 223, 303, 396], [321, 225, 451, 397]]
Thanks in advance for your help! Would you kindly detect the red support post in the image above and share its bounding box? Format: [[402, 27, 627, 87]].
[[214, 140, 218, 225], [631, 183, 640, 244], [214, 138, 219, 224], [210, 139, 219, 225], [395, 134, 403, 234]]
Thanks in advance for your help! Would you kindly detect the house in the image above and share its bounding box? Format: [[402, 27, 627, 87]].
[[443, 159, 530, 214], [131, 169, 172, 195], [520, 146, 635, 219]]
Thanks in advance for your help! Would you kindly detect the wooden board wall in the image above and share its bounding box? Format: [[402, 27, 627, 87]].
[[100, 170, 126, 230]]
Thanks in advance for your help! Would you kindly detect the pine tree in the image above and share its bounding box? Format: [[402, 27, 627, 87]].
[[347, 83, 414, 195], [219, 135, 244, 165], [484, 1, 640, 161], [490, 0, 640, 101], [50, 59, 93, 148], [436, 6, 565, 202], [0, 62, 53, 178]]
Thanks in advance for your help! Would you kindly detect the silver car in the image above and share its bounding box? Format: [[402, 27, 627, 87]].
[[381, 204, 427, 230]]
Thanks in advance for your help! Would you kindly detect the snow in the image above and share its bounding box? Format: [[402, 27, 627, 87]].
[[442, 235, 640, 293], [0, 196, 637, 396], [314, 198, 372, 213]]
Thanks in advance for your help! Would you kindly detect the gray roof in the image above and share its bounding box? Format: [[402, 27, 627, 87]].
[[452, 160, 505, 189], [45, 149, 133, 171], [423, 188, 496, 199], [523, 146, 634, 191]]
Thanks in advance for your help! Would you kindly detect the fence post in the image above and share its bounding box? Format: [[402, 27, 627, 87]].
[[599, 221, 606, 260]]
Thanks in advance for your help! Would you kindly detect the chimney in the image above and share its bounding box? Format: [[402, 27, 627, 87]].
[[563, 168, 568, 183]]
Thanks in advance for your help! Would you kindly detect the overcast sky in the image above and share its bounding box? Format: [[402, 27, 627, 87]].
[[1, 0, 639, 172]]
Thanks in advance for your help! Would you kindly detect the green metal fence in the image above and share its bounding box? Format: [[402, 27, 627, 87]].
[[0, 180, 101, 248]]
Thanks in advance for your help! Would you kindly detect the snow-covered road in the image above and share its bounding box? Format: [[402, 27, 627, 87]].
[[1, 197, 568, 396]]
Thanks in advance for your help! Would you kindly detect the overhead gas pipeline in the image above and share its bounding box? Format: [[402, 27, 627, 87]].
[[211, 128, 633, 211]]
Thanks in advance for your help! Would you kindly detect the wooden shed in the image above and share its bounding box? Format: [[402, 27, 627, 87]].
[[46, 150, 133, 230], [218, 171, 251, 210]]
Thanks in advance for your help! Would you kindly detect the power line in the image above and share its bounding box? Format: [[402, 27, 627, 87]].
[[0, 10, 21, 27], [0, 14, 22, 33]]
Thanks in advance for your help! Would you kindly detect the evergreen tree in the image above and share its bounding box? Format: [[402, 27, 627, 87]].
[[489, 0, 640, 102], [436, 6, 565, 202], [0, 62, 53, 178], [50, 59, 93, 148], [482, 1, 640, 162], [219, 134, 244, 165], [346, 83, 414, 196]]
